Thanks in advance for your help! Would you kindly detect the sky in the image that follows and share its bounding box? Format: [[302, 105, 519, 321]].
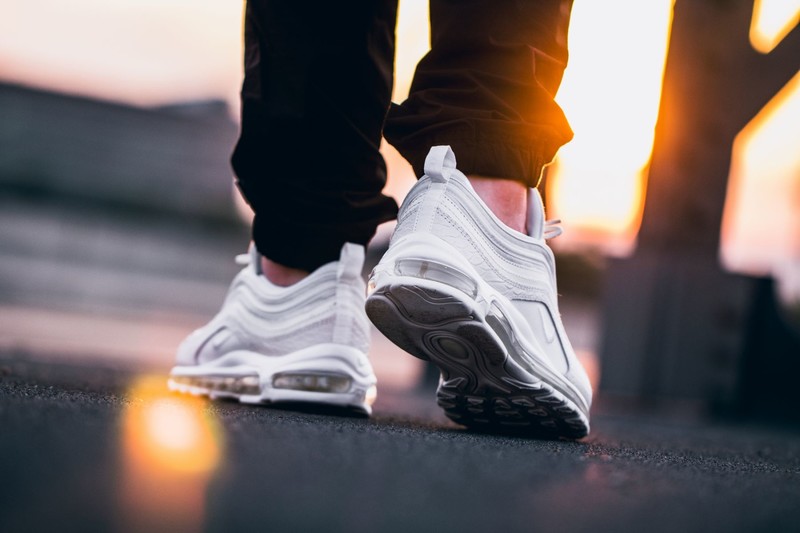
[[0, 0, 244, 108]]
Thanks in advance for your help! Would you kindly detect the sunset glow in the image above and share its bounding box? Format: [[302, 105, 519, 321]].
[[726, 0, 800, 298], [722, 73, 800, 296], [0, 0, 244, 108], [750, 0, 800, 53], [547, 0, 675, 254]]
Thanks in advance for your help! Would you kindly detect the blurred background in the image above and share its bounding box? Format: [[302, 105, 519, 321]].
[[1, 2, 799, 531], [0, 0, 798, 401]]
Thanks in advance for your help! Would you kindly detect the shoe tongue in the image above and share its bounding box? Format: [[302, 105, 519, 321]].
[[526, 188, 546, 239]]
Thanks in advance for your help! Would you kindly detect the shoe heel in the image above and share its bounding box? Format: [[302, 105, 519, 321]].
[[366, 275, 510, 369], [367, 277, 476, 361]]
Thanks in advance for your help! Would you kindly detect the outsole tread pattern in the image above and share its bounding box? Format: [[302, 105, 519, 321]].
[[366, 283, 589, 439]]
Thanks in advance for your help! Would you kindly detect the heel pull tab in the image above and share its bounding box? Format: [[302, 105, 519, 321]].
[[424, 146, 457, 183], [337, 243, 365, 283]]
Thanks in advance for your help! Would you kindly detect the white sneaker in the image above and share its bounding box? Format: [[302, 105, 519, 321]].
[[366, 146, 592, 437], [168, 242, 378, 415]]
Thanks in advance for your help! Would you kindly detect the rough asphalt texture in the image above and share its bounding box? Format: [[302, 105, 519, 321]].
[[1, 354, 799, 533]]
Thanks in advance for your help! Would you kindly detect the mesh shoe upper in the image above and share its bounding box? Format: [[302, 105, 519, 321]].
[[176, 242, 371, 367]]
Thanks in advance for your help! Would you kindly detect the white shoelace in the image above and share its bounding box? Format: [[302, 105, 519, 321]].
[[544, 219, 563, 240]]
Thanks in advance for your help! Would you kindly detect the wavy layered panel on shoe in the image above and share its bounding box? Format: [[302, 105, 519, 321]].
[[393, 174, 559, 303], [194, 265, 345, 362]]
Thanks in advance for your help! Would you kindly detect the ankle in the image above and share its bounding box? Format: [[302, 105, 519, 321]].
[[466, 175, 528, 234], [260, 256, 310, 287]]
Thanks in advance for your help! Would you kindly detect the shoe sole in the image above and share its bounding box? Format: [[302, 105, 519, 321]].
[[366, 281, 590, 439], [167, 346, 376, 416]]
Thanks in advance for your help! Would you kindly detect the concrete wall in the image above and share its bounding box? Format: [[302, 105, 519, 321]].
[[0, 83, 240, 221]]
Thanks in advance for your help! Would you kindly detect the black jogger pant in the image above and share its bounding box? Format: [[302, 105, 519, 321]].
[[231, 0, 574, 271]]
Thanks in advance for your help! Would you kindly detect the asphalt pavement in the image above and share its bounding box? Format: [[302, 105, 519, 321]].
[[1, 353, 799, 533]]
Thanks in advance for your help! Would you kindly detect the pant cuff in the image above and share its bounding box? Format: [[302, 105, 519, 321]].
[[386, 123, 568, 188]]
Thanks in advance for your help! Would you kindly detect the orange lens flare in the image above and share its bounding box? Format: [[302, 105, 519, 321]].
[[122, 375, 221, 474], [118, 375, 223, 533]]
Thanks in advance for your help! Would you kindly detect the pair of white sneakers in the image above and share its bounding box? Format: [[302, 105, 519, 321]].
[[169, 146, 592, 438]]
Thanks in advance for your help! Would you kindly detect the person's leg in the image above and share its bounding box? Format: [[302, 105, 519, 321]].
[[231, 0, 399, 279], [170, 0, 400, 413], [385, 0, 573, 232], [368, 1, 592, 438]]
